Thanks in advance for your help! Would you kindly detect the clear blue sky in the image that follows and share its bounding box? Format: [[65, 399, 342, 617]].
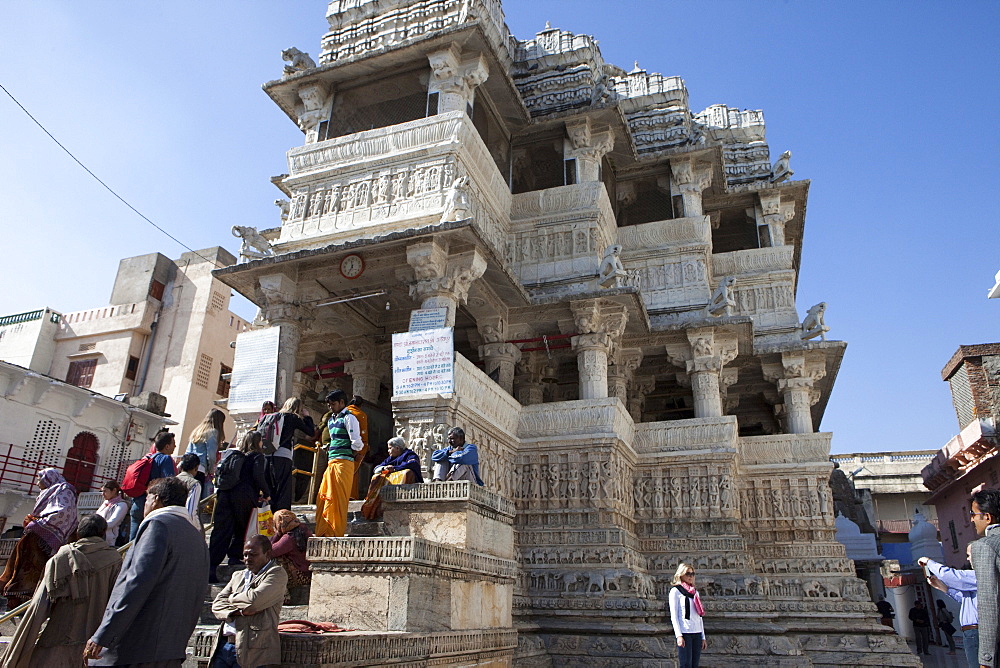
[[2, 1, 997, 454]]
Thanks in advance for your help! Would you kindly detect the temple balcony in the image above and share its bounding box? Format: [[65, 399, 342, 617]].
[[275, 110, 511, 259], [507, 182, 617, 287], [616, 216, 713, 314]]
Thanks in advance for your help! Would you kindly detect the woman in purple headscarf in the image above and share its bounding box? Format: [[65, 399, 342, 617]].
[[0, 468, 79, 605]]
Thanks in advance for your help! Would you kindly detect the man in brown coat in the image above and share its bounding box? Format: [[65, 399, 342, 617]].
[[210, 534, 288, 668], [1, 514, 121, 668]]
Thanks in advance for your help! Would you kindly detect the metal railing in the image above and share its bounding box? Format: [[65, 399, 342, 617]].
[[0, 443, 127, 495]]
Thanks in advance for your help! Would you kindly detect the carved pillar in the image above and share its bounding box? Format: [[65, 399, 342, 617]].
[[259, 272, 311, 405], [666, 328, 738, 419], [427, 47, 489, 115], [515, 352, 547, 405], [628, 375, 654, 422], [480, 342, 521, 394], [565, 118, 614, 183], [762, 352, 826, 434], [670, 156, 713, 217], [296, 82, 333, 144], [405, 240, 487, 327], [570, 300, 627, 400], [758, 191, 795, 247], [608, 348, 642, 403], [344, 337, 389, 403]]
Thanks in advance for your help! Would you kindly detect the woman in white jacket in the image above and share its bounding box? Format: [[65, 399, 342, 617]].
[[669, 562, 707, 668]]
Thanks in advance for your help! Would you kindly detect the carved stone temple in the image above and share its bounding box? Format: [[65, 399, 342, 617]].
[[214, 1, 919, 665]]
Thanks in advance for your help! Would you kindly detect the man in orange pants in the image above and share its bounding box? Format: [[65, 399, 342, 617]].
[[315, 390, 364, 537]]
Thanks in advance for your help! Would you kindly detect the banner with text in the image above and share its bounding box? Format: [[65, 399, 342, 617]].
[[392, 327, 454, 397]]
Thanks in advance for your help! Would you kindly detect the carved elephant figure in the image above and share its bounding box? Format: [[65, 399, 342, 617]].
[[586, 571, 606, 594]]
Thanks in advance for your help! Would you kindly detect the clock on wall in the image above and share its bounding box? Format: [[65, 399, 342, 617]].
[[339, 253, 364, 279]]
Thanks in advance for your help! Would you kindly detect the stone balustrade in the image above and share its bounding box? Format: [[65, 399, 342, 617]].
[[278, 111, 511, 254]]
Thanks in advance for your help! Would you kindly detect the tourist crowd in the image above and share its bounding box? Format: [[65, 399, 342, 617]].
[[0, 396, 489, 668]]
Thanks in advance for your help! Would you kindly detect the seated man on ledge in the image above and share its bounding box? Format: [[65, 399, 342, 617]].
[[432, 427, 484, 486]]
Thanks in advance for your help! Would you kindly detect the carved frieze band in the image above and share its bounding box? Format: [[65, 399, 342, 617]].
[[307, 536, 517, 579], [738, 432, 832, 466], [712, 246, 794, 277], [633, 417, 738, 454]]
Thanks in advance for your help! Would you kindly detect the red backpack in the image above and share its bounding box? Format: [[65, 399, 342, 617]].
[[121, 454, 155, 497]]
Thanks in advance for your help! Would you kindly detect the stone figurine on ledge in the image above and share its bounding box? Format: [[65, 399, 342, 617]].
[[800, 302, 830, 341], [598, 244, 629, 288], [440, 175, 471, 222], [706, 276, 737, 317], [281, 47, 316, 77], [231, 225, 274, 262], [770, 150, 794, 183]]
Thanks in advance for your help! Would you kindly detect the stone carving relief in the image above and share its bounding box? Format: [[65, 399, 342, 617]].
[[440, 175, 471, 222]]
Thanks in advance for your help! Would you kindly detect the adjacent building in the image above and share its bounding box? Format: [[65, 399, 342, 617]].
[[0, 247, 250, 492], [923, 344, 1000, 567], [208, 1, 917, 664], [831, 450, 938, 566]]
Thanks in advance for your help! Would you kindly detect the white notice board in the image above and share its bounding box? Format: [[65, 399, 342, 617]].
[[408, 307, 448, 332], [227, 327, 281, 414], [392, 327, 454, 397]]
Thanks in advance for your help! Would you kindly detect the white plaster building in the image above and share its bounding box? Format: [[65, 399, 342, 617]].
[[0, 247, 250, 486], [0, 359, 170, 526]]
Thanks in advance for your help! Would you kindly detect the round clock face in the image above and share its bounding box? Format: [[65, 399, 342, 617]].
[[340, 254, 364, 279]]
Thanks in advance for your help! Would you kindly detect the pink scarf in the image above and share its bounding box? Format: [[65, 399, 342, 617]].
[[680, 581, 705, 618]]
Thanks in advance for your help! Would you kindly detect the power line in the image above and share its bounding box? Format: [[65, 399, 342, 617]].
[[0, 82, 214, 264]]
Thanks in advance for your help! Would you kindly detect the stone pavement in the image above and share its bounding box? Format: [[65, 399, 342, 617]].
[[906, 639, 970, 668]]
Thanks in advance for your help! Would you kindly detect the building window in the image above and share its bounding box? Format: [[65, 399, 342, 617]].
[[217, 363, 232, 397], [149, 280, 165, 300], [78, 342, 96, 352], [67, 359, 97, 388], [125, 355, 140, 381], [194, 353, 213, 389]]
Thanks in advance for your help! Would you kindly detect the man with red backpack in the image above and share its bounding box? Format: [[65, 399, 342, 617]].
[[124, 431, 177, 541]]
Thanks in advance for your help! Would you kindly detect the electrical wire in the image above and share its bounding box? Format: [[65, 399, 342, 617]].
[[0, 82, 214, 264]]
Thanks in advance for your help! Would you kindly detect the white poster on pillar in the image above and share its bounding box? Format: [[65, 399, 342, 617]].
[[392, 327, 454, 397], [228, 326, 281, 414]]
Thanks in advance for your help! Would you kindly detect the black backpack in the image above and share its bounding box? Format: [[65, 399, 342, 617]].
[[255, 413, 284, 456], [215, 450, 246, 491]]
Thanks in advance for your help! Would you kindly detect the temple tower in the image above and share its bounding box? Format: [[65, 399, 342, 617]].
[[215, 1, 919, 665]]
